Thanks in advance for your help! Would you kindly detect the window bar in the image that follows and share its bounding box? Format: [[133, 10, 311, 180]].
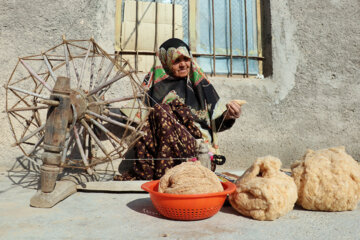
[[154, 0, 158, 63], [135, 0, 139, 72], [229, 0, 233, 76], [188, 0, 191, 49], [193, 53, 263, 59], [256, 0, 263, 75], [172, 0, 176, 38], [116, 50, 264, 60], [244, 0, 249, 77], [211, 0, 216, 76]]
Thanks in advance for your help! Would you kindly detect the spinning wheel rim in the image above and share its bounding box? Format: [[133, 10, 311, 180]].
[[5, 38, 148, 174]]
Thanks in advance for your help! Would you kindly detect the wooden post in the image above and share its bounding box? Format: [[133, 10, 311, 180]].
[[41, 76, 71, 193]]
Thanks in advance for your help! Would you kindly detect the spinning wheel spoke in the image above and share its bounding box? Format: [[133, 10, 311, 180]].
[[16, 124, 45, 145], [19, 114, 39, 139], [96, 62, 114, 89], [7, 105, 49, 112], [89, 47, 96, 91], [9, 111, 41, 130], [42, 53, 57, 82], [81, 119, 112, 160], [64, 41, 71, 78], [6, 38, 148, 177], [93, 56, 106, 90], [78, 41, 92, 89], [26, 135, 44, 156], [87, 71, 131, 96], [80, 120, 116, 172], [61, 132, 74, 165], [73, 125, 93, 175], [20, 59, 52, 92], [87, 117, 125, 150], [7, 86, 50, 100], [89, 94, 142, 107], [86, 110, 140, 134], [9, 91, 33, 109], [103, 109, 130, 121], [64, 42, 80, 83]]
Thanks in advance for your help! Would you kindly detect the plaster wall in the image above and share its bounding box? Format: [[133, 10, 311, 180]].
[[0, 0, 359, 170]]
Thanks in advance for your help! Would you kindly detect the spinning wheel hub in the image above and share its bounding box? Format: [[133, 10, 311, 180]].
[[69, 89, 102, 122]]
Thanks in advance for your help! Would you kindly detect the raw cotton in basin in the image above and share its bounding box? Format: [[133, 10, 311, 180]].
[[158, 161, 223, 194]]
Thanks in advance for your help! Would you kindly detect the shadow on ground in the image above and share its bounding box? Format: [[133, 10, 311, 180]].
[[6, 155, 40, 191], [126, 197, 165, 219]]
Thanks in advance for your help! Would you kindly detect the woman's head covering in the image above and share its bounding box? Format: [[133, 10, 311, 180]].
[[142, 38, 225, 145], [143, 38, 208, 89], [158, 38, 190, 75]]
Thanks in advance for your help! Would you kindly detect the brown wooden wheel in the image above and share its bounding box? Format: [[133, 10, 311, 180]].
[[5, 37, 149, 175]]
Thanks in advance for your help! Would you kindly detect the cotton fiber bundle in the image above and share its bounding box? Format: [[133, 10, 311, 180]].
[[229, 156, 298, 221], [291, 146, 360, 211], [158, 161, 223, 194]]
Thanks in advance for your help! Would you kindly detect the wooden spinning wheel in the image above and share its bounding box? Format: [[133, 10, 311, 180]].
[[5, 37, 148, 197]]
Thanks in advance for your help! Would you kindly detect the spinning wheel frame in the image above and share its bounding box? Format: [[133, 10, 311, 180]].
[[5, 37, 148, 175]]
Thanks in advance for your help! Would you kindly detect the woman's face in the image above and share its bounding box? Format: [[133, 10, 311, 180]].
[[171, 55, 191, 78]]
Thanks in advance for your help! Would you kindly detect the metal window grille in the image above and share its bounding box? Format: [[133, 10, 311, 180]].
[[115, 0, 264, 77]]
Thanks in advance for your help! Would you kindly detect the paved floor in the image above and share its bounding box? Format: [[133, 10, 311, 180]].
[[1, 165, 360, 240]]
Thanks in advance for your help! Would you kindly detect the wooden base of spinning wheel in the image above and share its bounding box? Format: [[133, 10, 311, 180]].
[[31, 170, 100, 208], [30, 180, 77, 208]]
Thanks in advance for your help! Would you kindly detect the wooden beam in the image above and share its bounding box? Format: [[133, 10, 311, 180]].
[[189, 0, 197, 52], [115, 0, 123, 51], [77, 181, 147, 192]]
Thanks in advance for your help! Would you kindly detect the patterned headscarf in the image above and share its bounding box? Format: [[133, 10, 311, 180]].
[[142, 38, 208, 89], [142, 39, 226, 149]]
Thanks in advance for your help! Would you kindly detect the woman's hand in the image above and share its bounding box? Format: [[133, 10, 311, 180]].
[[224, 100, 245, 120]]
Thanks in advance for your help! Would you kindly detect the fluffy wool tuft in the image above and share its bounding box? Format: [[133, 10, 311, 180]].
[[229, 156, 298, 221], [158, 161, 223, 194], [291, 146, 360, 211]]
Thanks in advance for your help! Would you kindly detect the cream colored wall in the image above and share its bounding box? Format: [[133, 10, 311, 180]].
[[1, 0, 359, 171]]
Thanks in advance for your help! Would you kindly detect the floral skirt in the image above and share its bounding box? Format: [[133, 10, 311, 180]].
[[114, 99, 202, 180]]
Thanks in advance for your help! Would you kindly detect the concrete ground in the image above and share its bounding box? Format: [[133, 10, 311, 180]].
[[1, 165, 360, 240]]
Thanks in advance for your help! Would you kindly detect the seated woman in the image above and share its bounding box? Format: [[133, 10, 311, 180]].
[[116, 38, 242, 180]]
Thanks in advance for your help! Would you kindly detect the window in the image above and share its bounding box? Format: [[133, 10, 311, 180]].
[[115, 0, 265, 77]]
